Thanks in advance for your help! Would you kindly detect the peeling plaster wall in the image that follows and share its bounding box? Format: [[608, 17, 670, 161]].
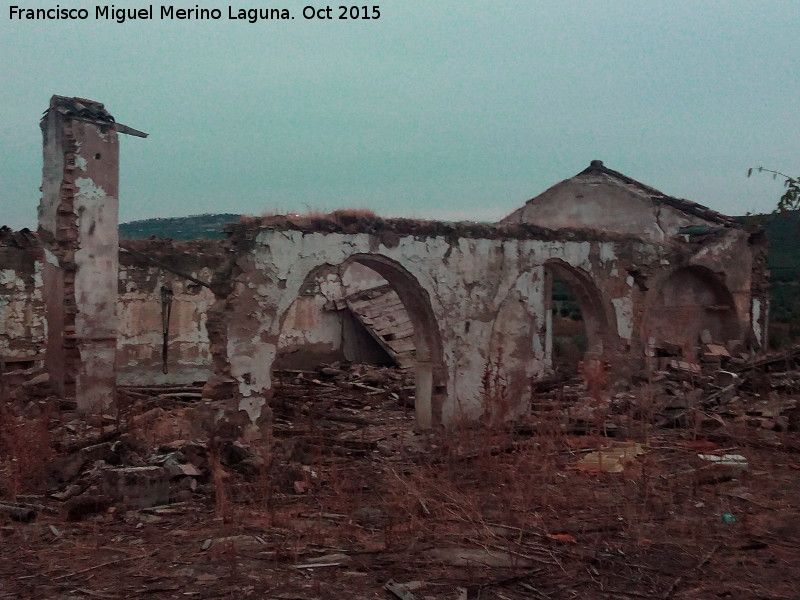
[[1, 233, 220, 384], [341, 262, 389, 292], [207, 207, 766, 430], [0, 233, 46, 363], [277, 294, 344, 367], [0, 229, 225, 385], [117, 264, 216, 385], [9, 124, 769, 430], [501, 168, 731, 242], [644, 228, 768, 357], [275, 265, 347, 369], [71, 124, 119, 409], [208, 226, 664, 428], [116, 240, 224, 385], [501, 162, 770, 359]]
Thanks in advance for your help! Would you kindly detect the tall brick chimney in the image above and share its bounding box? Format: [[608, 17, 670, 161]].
[[39, 96, 119, 414]]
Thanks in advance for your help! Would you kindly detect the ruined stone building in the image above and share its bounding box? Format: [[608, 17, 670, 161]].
[[0, 97, 769, 433]]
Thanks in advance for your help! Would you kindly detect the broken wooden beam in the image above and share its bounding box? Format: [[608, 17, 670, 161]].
[[0, 503, 36, 523]]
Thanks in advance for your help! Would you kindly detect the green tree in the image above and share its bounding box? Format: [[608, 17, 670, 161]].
[[748, 167, 800, 213], [749, 167, 800, 348]]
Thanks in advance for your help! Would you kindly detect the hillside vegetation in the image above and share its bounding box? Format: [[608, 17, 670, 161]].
[[119, 213, 239, 241], [748, 210, 800, 346]]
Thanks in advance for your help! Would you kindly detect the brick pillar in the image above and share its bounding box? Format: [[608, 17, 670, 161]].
[[39, 96, 119, 414]]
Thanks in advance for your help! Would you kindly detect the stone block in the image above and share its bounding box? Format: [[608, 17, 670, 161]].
[[100, 466, 170, 509]]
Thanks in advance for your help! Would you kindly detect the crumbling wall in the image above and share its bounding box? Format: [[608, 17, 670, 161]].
[[501, 160, 738, 242], [204, 217, 661, 432], [2, 231, 221, 384], [117, 239, 223, 385], [0, 228, 46, 367], [38, 96, 120, 412], [7, 122, 770, 432], [276, 264, 348, 369], [746, 228, 770, 348], [644, 227, 769, 360], [502, 160, 770, 363], [203, 206, 767, 431]]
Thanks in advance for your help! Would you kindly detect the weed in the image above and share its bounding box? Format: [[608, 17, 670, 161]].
[[480, 352, 512, 429], [0, 392, 55, 499], [208, 447, 233, 523]]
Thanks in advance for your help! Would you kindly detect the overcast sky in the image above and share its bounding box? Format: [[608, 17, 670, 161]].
[[2, 1, 798, 229]]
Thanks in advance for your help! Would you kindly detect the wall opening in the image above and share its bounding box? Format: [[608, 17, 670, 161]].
[[274, 254, 444, 428], [548, 272, 588, 373], [275, 261, 419, 370], [648, 265, 739, 360], [544, 260, 610, 374]]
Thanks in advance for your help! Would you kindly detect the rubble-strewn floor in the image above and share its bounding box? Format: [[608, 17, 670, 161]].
[[2, 358, 800, 600]]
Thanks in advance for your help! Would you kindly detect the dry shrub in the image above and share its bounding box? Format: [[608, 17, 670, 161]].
[[127, 406, 196, 447], [233, 439, 278, 525], [241, 208, 379, 231], [0, 398, 55, 498], [479, 352, 513, 430], [208, 447, 233, 523], [378, 433, 563, 550], [579, 356, 611, 439], [329, 208, 377, 221]]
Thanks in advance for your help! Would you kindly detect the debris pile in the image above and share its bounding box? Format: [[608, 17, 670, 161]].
[[272, 361, 416, 424], [0, 363, 421, 525], [531, 344, 800, 439], [648, 343, 800, 434], [1, 352, 800, 598]]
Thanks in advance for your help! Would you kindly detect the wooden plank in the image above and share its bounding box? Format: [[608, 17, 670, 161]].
[[396, 354, 415, 362], [380, 307, 411, 322], [375, 326, 411, 338], [358, 301, 404, 319], [349, 290, 402, 311], [388, 339, 416, 354], [385, 580, 423, 600], [370, 311, 410, 327], [386, 326, 414, 340], [381, 315, 411, 328], [343, 288, 418, 367], [345, 300, 400, 365]]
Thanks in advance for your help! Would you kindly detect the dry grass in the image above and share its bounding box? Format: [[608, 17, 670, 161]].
[[0, 391, 55, 499], [1, 368, 800, 598], [480, 354, 513, 429], [240, 207, 379, 231]]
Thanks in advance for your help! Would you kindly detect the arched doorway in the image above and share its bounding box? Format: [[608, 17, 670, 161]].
[[486, 262, 615, 420], [647, 265, 739, 360], [275, 254, 445, 428], [544, 259, 612, 373]]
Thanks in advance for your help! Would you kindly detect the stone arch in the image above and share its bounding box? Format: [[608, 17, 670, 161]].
[[543, 258, 615, 366], [485, 267, 546, 420], [486, 260, 617, 418], [646, 265, 739, 360], [276, 253, 446, 428]]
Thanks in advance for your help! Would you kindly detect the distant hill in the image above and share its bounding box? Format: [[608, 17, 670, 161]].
[[119, 213, 240, 241]]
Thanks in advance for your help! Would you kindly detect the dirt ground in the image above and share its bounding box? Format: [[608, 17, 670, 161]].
[[2, 369, 800, 600]]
